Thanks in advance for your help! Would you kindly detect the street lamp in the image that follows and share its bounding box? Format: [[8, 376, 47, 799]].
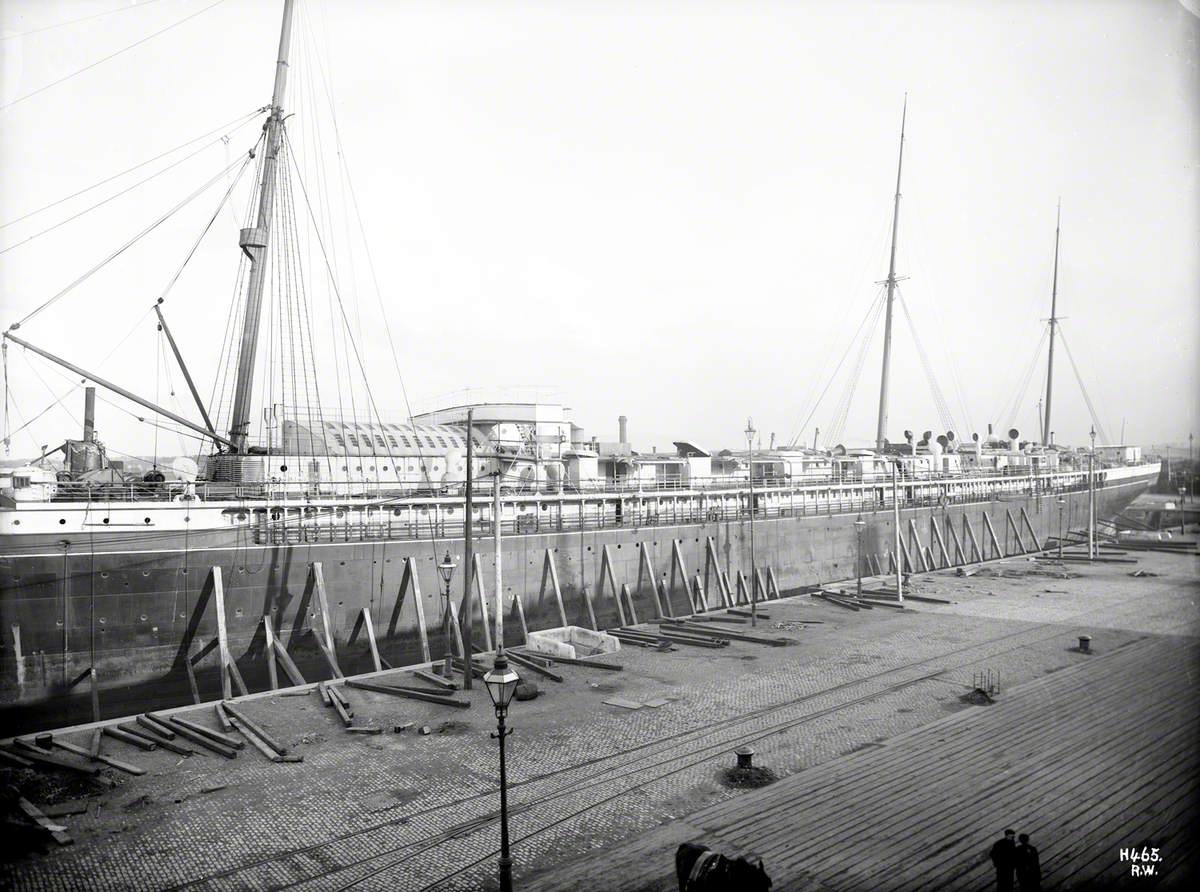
[[745, 417, 757, 627], [1056, 497, 1066, 560], [1180, 487, 1187, 534], [484, 652, 521, 892], [854, 516, 866, 599], [437, 550, 458, 678]]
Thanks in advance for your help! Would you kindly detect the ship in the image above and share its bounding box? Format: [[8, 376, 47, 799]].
[[0, 1, 1159, 734]]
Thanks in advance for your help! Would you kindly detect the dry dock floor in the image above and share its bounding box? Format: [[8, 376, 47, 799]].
[[3, 550, 1198, 891]]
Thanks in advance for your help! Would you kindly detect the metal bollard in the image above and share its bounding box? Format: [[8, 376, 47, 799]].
[[1078, 635, 1092, 653], [735, 746, 755, 769]]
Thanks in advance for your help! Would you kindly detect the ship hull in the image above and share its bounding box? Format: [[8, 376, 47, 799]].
[[0, 472, 1151, 734]]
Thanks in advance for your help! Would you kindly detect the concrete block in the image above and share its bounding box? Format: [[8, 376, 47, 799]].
[[527, 625, 621, 660]]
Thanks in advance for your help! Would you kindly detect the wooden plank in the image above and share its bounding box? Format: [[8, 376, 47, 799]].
[[52, 737, 146, 775], [221, 702, 288, 755], [211, 567, 234, 701], [447, 602, 467, 659], [156, 717, 238, 759], [407, 558, 431, 664], [413, 669, 458, 690], [638, 542, 666, 618], [945, 516, 965, 564], [735, 571, 749, 607], [755, 569, 769, 604], [345, 679, 471, 708], [168, 715, 244, 750], [929, 517, 951, 568], [360, 607, 382, 674], [982, 511, 1004, 558], [671, 540, 696, 613], [8, 742, 101, 775], [703, 537, 729, 609], [121, 722, 194, 756], [470, 554, 493, 652], [102, 726, 157, 751], [908, 519, 931, 571], [262, 616, 279, 691], [541, 549, 569, 628], [962, 514, 983, 562], [600, 545, 626, 626], [310, 562, 344, 678], [214, 702, 234, 732], [15, 797, 72, 846], [505, 649, 564, 682], [767, 567, 782, 600], [1006, 508, 1030, 553], [621, 582, 639, 626], [223, 712, 285, 763], [1020, 506, 1043, 552], [263, 615, 306, 687]]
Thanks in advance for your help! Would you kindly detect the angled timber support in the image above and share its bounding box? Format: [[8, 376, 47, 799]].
[[982, 512, 1003, 559], [1005, 509, 1030, 554], [1019, 507, 1042, 553], [620, 583, 639, 625], [704, 537, 733, 608], [670, 540, 695, 613], [930, 517, 951, 568], [210, 567, 248, 700], [908, 519, 931, 572], [468, 554, 493, 652], [945, 517, 965, 564], [388, 557, 430, 664], [638, 542, 666, 618], [767, 567, 782, 600], [263, 615, 305, 686], [693, 574, 707, 611], [754, 569, 769, 603], [538, 549, 569, 628], [898, 530, 915, 574], [310, 562, 344, 678], [962, 515, 983, 562], [736, 570, 749, 606], [599, 545, 626, 626]]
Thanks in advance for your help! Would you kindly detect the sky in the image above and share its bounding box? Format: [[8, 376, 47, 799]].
[[1, 0, 1197, 462]]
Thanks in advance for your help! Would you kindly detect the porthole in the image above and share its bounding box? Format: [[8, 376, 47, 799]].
[[100, 571, 109, 579], [383, 466, 389, 471], [59, 518, 66, 525], [140, 614, 148, 622], [393, 508, 403, 516], [102, 517, 110, 524], [144, 517, 151, 524], [236, 512, 247, 521], [280, 465, 288, 472], [11, 520, 18, 526]]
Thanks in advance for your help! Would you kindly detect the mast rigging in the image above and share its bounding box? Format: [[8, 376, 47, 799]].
[[227, 0, 296, 453], [1042, 200, 1061, 446], [874, 96, 907, 451]]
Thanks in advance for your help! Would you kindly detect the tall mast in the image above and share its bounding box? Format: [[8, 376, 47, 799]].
[[1042, 200, 1061, 446], [227, 0, 296, 453], [874, 96, 907, 451]]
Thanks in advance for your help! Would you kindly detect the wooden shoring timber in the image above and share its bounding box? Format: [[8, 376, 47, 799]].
[[389, 557, 430, 664], [930, 518, 951, 568], [693, 574, 708, 612], [908, 520, 931, 572], [468, 554, 493, 652], [962, 515, 983, 562], [1020, 507, 1043, 553], [924, 546, 936, 571], [1005, 509, 1030, 554], [945, 517, 966, 564], [670, 540, 697, 614], [637, 542, 667, 618], [755, 569, 769, 603], [51, 737, 146, 775], [446, 603, 467, 660], [538, 549, 569, 629], [704, 537, 734, 609], [262, 615, 305, 687], [310, 563, 344, 679], [982, 512, 1004, 559], [210, 567, 248, 700], [346, 607, 383, 673], [735, 571, 749, 607], [184, 642, 202, 705], [620, 583, 639, 626], [897, 533, 915, 575], [507, 586, 529, 644], [767, 567, 783, 600], [14, 797, 73, 846], [599, 545, 626, 627]]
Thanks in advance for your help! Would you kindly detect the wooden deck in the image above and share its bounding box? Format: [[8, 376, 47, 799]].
[[528, 634, 1199, 890]]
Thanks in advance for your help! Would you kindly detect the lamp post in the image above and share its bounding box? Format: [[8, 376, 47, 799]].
[[1179, 487, 1187, 534], [854, 516, 866, 599], [745, 417, 757, 628], [1088, 426, 1096, 561], [484, 652, 521, 892], [437, 550, 457, 679], [1056, 496, 1066, 560]]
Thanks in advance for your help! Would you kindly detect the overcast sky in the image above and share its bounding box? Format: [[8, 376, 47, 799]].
[[1, 0, 1197, 461]]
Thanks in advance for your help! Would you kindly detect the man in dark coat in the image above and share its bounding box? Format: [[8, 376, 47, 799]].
[[989, 829, 1018, 891], [1016, 833, 1042, 891]]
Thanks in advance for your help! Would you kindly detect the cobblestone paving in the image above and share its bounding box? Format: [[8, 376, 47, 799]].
[[4, 552, 1196, 891]]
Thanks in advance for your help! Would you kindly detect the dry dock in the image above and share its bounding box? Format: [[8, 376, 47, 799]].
[[3, 550, 1197, 891]]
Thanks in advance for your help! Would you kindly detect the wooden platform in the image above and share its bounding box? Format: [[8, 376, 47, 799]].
[[528, 634, 1199, 890]]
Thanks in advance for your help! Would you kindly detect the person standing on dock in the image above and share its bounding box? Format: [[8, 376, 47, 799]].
[[989, 828, 1018, 892], [1016, 833, 1041, 891]]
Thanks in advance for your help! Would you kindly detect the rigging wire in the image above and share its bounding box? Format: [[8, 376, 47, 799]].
[[1, 107, 265, 230], [0, 0, 229, 111], [998, 326, 1048, 433], [0, 0, 173, 42], [823, 294, 886, 447], [896, 289, 961, 435], [786, 287, 886, 449], [7, 149, 255, 332], [1058, 326, 1112, 444], [0, 120, 261, 257]]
